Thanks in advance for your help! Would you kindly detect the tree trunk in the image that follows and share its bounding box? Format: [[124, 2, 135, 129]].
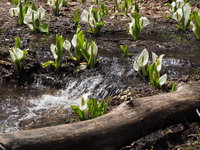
[[0, 83, 200, 150]]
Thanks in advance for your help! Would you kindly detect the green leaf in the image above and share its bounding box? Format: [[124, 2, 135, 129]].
[[42, 61, 56, 68], [149, 63, 158, 89], [39, 23, 49, 33], [194, 12, 200, 29], [120, 45, 128, 55], [14, 37, 21, 49], [71, 105, 84, 121], [171, 83, 177, 91]]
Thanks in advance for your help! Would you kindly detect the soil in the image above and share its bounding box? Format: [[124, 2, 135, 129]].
[[0, 0, 200, 149]]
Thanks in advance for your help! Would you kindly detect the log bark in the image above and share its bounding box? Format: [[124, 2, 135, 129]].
[[0, 83, 200, 150]]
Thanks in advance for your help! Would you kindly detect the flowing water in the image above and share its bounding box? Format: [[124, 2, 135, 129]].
[[0, 31, 200, 133]]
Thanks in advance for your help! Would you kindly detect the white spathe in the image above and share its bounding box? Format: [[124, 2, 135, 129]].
[[24, 7, 45, 24], [158, 74, 167, 86], [139, 17, 150, 28], [63, 40, 71, 51], [50, 44, 58, 59], [9, 48, 24, 62], [133, 48, 149, 71], [81, 10, 90, 22], [9, 7, 19, 16], [172, 3, 191, 27], [152, 52, 165, 72], [171, 0, 185, 13], [88, 41, 98, 58], [47, 0, 63, 9], [71, 34, 77, 48]]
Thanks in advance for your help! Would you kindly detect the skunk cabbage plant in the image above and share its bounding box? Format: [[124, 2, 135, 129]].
[[42, 35, 66, 69], [47, 0, 63, 16], [134, 49, 167, 88], [9, 1, 29, 25], [24, 4, 49, 33], [64, 26, 99, 68], [71, 97, 107, 121], [81, 6, 105, 34], [190, 12, 200, 40], [172, 2, 191, 31], [149, 52, 167, 89], [170, 0, 185, 14], [64, 26, 87, 63], [133, 48, 149, 77], [9, 37, 28, 73], [81, 41, 99, 68], [127, 12, 150, 40]]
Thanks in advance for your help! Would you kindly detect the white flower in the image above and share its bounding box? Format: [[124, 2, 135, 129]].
[[9, 7, 19, 16], [78, 94, 90, 111], [47, 0, 63, 8], [50, 44, 58, 59], [63, 40, 71, 51], [47, 0, 55, 6], [170, 0, 185, 13], [81, 10, 90, 22], [71, 34, 77, 48], [152, 52, 165, 72], [133, 48, 149, 71], [24, 7, 45, 24], [172, 3, 191, 27], [158, 73, 167, 86], [9, 47, 24, 62], [88, 41, 98, 58], [139, 17, 150, 28]]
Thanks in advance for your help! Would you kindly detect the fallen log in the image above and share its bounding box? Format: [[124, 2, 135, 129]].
[[0, 83, 200, 150]]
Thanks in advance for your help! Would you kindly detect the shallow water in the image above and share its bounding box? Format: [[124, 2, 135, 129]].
[[0, 29, 200, 133]]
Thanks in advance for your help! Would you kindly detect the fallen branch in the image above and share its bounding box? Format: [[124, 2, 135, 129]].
[[0, 83, 200, 150]]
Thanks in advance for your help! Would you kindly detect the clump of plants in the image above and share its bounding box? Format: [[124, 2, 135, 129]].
[[170, 0, 191, 31], [9, 1, 29, 25], [127, 3, 150, 40], [9, 37, 28, 74], [81, 5, 106, 34], [23, 4, 49, 33], [190, 12, 200, 40], [64, 25, 99, 68], [149, 53, 167, 89], [133, 49, 167, 89], [133, 48, 149, 78], [71, 97, 107, 121], [47, 0, 64, 16], [42, 34, 67, 69]]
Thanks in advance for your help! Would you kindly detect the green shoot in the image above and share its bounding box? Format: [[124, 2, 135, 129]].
[[133, 48, 149, 78], [172, 2, 191, 31], [42, 35, 65, 69], [127, 11, 150, 40], [71, 97, 107, 121], [81, 5, 106, 34], [73, 8, 80, 24], [9, 37, 28, 74], [171, 83, 177, 91], [190, 12, 200, 40], [120, 45, 133, 56], [9, 1, 30, 25], [47, 0, 63, 16]]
